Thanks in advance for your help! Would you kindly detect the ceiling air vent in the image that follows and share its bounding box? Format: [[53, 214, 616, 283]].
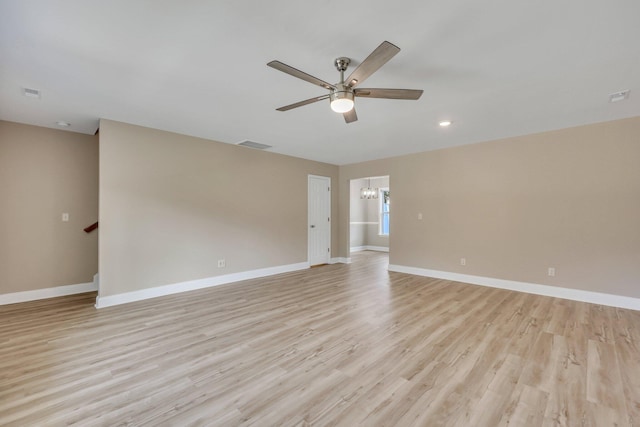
[[23, 87, 41, 98], [237, 140, 272, 150], [609, 90, 630, 103]]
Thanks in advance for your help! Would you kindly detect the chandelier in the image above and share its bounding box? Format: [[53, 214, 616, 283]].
[[360, 178, 378, 199]]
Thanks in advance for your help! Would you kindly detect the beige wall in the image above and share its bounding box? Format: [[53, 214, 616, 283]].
[[339, 116, 640, 298], [0, 121, 98, 294], [4, 115, 638, 301], [99, 120, 338, 297]]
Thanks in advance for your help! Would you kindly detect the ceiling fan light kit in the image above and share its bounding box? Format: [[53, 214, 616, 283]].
[[330, 85, 355, 113], [268, 41, 423, 123]]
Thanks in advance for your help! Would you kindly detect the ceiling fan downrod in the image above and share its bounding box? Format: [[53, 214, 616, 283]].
[[334, 57, 350, 82]]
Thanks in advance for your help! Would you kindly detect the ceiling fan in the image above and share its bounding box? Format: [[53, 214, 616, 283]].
[[267, 41, 423, 123]]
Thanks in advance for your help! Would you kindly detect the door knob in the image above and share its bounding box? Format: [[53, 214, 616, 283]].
[[310, 225, 315, 228]]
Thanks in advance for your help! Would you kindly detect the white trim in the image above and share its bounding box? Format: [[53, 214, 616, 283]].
[[330, 257, 351, 264], [387, 264, 640, 311], [350, 246, 389, 253], [378, 187, 390, 236], [0, 282, 97, 306], [349, 222, 378, 225], [95, 262, 309, 309]]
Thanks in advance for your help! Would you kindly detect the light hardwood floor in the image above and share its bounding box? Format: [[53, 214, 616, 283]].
[[1, 251, 639, 426]]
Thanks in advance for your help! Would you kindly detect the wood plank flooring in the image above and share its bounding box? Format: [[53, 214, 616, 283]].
[[1, 251, 639, 426]]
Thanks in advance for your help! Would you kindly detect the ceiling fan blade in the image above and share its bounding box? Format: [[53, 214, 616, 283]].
[[345, 41, 401, 88], [343, 108, 358, 123], [276, 94, 330, 111], [268, 61, 336, 91], [354, 88, 423, 100]]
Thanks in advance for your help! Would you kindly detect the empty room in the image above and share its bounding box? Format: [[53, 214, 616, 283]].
[[1, 1, 639, 426]]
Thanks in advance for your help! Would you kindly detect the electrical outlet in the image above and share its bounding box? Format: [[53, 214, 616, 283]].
[[418, 213, 423, 220], [548, 267, 555, 277], [217, 259, 225, 268], [460, 258, 466, 266], [62, 213, 69, 222]]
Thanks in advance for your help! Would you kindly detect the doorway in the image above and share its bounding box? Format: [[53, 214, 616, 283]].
[[349, 176, 390, 257]]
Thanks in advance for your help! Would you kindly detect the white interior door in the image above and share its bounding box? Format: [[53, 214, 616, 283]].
[[308, 175, 331, 266]]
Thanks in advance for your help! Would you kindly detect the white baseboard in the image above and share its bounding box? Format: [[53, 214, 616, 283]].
[[350, 245, 389, 253], [388, 264, 640, 311], [0, 282, 97, 306], [330, 257, 351, 264], [95, 262, 309, 309]]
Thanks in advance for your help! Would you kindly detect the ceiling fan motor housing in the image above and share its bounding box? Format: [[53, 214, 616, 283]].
[[330, 83, 354, 112]]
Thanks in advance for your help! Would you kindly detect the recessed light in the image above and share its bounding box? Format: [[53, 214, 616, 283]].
[[237, 140, 272, 150], [56, 121, 71, 127], [439, 120, 452, 127], [23, 88, 40, 98], [609, 90, 630, 103]]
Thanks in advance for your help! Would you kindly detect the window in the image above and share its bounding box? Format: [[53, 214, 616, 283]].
[[379, 188, 390, 235]]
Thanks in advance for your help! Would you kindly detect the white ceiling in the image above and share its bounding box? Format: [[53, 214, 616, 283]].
[[1, 1, 639, 165]]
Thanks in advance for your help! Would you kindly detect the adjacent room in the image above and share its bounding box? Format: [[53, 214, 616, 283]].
[[349, 176, 390, 255], [1, 1, 639, 425]]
